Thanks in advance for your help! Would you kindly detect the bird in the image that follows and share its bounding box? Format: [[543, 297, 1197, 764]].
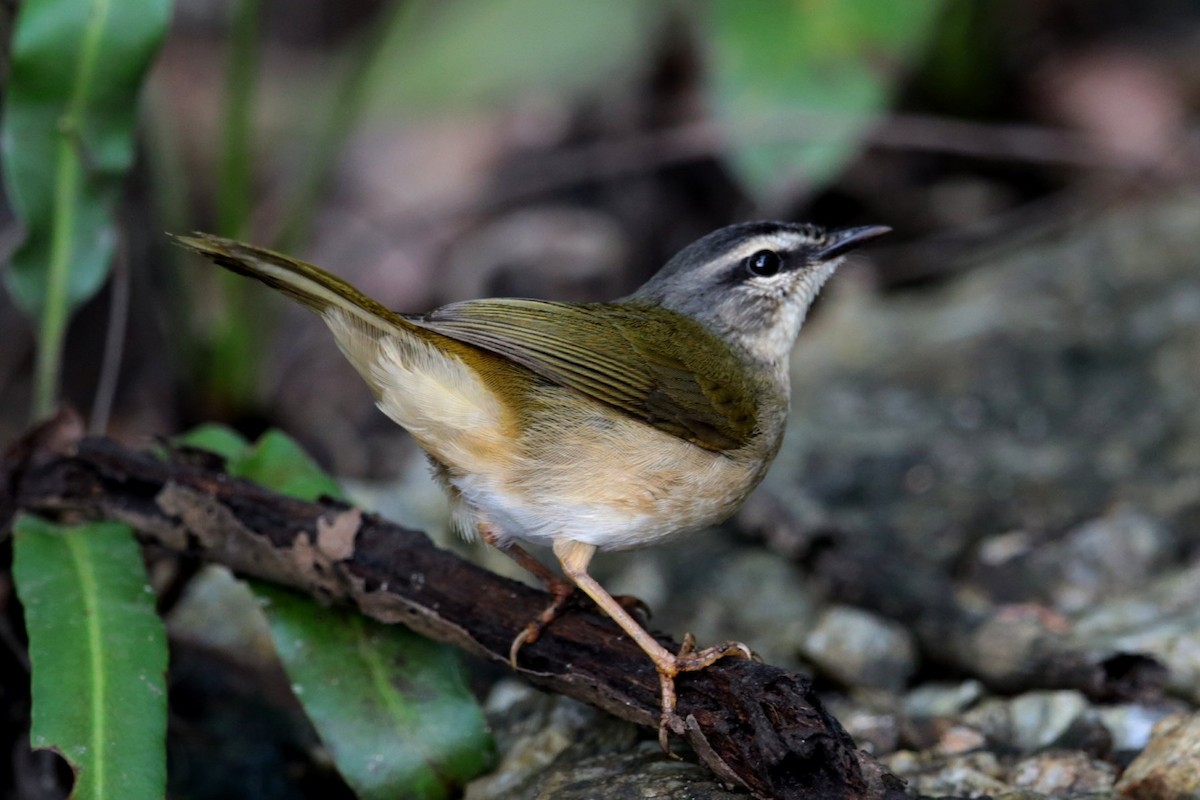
[[172, 220, 889, 749]]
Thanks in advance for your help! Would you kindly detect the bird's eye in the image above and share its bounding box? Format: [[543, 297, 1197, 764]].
[[745, 249, 783, 278]]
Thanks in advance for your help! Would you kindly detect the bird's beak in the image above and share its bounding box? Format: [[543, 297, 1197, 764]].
[[815, 225, 891, 261]]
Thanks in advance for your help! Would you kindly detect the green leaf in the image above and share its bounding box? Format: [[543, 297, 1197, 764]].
[[707, 0, 942, 201], [1, 0, 170, 417], [174, 422, 251, 463], [173, 425, 344, 502], [257, 585, 494, 800], [229, 429, 346, 502], [12, 515, 169, 800]]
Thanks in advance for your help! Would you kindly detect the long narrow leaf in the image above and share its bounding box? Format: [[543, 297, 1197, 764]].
[[259, 586, 494, 800], [12, 516, 169, 800], [1, 0, 170, 418]]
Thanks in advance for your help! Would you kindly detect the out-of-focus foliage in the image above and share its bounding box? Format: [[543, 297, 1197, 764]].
[[5, 4, 171, 796], [362, 0, 659, 114], [201, 0, 264, 411], [176, 0, 942, 411], [357, 0, 940, 206], [706, 0, 943, 201], [12, 516, 169, 800], [1, 0, 169, 417]]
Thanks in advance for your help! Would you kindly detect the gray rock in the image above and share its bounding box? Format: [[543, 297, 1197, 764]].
[[1096, 703, 1179, 755], [1068, 561, 1200, 703], [465, 681, 748, 800], [1116, 712, 1200, 800], [969, 505, 1173, 614], [1042, 506, 1172, 614], [802, 605, 918, 692], [526, 745, 745, 800], [961, 691, 1090, 754], [464, 680, 640, 800], [683, 550, 819, 669], [904, 680, 987, 720], [824, 692, 903, 756], [884, 750, 1010, 797], [888, 748, 1118, 799]]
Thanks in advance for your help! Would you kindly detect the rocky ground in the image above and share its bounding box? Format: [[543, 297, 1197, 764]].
[[453, 191, 1200, 799]]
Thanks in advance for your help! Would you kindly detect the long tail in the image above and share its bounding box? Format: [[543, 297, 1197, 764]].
[[173, 232, 514, 469], [170, 233, 408, 334]]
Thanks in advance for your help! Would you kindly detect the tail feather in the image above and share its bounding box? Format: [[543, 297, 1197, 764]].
[[170, 233, 406, 335], [172, 232, 515, 468]]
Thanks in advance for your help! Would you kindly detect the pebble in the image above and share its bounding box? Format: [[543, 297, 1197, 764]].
[[802, 605, 918, 692], [1116, 712, 1200, 799], [1008, 750, 1117, 796]]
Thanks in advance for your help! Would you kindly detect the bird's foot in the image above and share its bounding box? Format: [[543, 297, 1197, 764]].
[[656, 633, 754, 753], [508, 576, 575, 668]]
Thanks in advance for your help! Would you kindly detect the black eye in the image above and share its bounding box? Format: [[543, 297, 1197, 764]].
[[745, 249, 783, 278]]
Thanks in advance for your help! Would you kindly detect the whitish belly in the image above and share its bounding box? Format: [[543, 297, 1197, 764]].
[[452, 403, 768, 551]]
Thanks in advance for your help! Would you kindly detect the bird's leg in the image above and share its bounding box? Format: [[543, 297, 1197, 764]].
[[552, 538, 753, 753], [480, 525, 650, 667], [478, 524, 576, 667]]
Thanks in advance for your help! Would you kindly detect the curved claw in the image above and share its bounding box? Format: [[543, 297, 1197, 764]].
[[507, 581, 576, 669], [508, 627, 533, 669]]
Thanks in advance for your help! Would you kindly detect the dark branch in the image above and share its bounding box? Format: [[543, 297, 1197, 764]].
[[2, 412, 907, 800]]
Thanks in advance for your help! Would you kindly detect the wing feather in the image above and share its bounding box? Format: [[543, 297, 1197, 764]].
[[408, 299, 758, 451]]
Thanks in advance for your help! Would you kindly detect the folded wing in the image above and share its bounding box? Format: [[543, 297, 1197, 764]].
[[410, 299, 758, 452]]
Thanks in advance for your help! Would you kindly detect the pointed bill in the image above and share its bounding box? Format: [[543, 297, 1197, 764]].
[[815, 225, 891, 261]]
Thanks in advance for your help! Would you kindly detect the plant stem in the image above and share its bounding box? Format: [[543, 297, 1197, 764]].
[[89, 234, 129, 435], [32, 0, 114, 421], [218, 0, 259, 239], [208, 0, 262, 411], [31, 136, 78, 420]]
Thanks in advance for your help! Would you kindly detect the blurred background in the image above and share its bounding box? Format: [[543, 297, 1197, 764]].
[[3, 1, 1200, 798], [1, 0, 1195, 462]]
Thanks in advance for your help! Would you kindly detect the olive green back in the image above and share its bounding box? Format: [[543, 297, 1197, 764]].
[[410, 299, 759, 452]]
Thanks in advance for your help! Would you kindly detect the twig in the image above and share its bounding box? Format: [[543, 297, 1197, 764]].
[[410, 112, 1148, 223], [89, 235, 130, 435], [485, 112, 1119, 207], [2, 411, 907, 800]]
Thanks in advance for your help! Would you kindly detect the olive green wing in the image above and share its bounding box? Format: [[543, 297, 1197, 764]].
[[407, 299, 758, 451]]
